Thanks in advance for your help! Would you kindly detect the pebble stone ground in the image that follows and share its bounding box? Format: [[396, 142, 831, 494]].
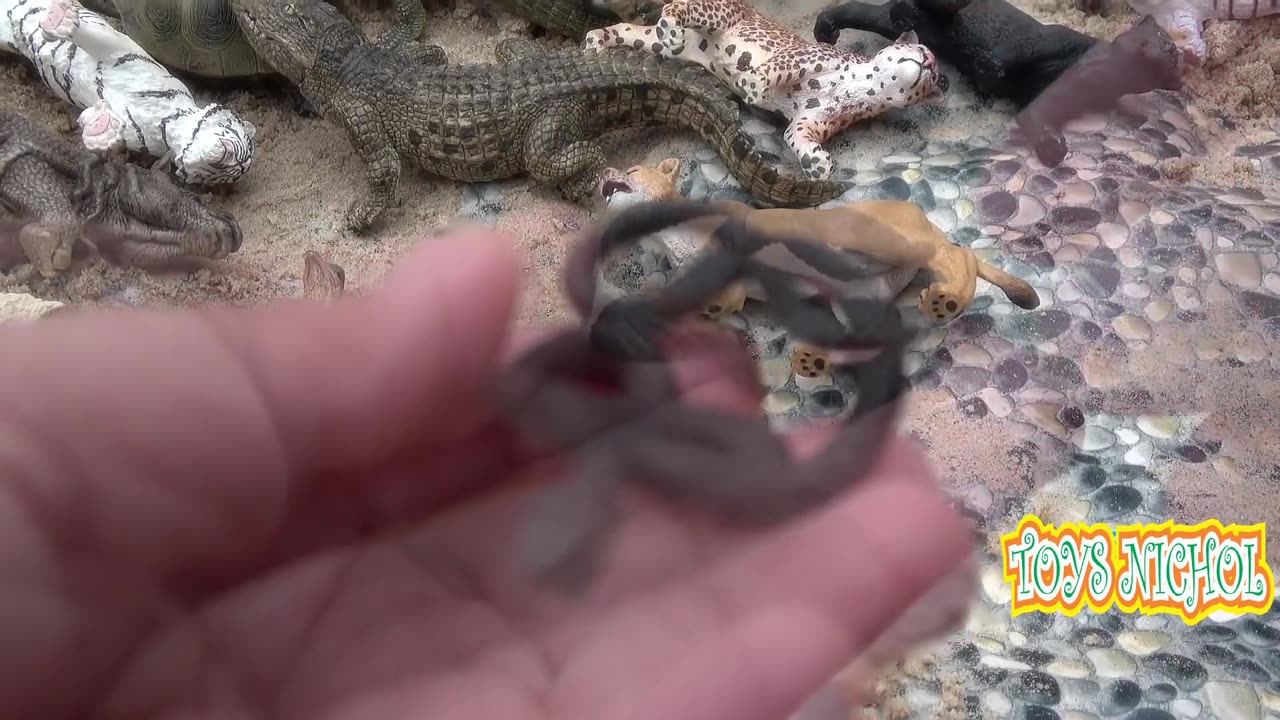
[[457, 65, 1280, 720], [720, 93, 1280, 719]]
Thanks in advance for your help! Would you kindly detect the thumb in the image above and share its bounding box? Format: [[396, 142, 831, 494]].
[[203, 226, 522, 476], [0, 228, 520, 588]]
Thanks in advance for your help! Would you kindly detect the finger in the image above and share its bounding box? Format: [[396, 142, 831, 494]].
[[0, 229, 521, 585], [630, 438, 973, 720], [203, 228, 522, 475]]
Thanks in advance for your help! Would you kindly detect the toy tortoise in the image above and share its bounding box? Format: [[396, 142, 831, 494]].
[[74, 0, 440, 77], [77, 0, 656, 78]]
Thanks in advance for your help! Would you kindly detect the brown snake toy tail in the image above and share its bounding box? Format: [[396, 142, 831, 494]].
[[494, 199, 921, 593]]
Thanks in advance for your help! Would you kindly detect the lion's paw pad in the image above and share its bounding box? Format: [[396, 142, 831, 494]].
[[701, 299, 741, 320], [790, 348, 831, 378], [40, 0, 77, 39], [923, 289, 961, 321]]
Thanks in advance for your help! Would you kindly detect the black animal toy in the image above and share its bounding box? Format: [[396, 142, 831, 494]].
[[813, 0, 1098, 108]]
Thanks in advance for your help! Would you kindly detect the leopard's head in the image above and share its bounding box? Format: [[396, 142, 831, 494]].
[[872, 32, 949, 108], [596, 157, 683, 211]]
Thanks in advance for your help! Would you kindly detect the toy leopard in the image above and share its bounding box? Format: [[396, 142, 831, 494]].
[[583, 0, 949, 181]]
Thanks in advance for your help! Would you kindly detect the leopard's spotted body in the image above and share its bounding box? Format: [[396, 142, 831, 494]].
[[583, 0, 948, 180]]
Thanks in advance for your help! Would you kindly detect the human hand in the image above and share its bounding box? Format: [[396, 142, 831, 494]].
[[0, 227, 974, 720]]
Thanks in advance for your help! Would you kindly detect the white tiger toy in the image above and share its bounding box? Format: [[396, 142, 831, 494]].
[[0, 0, 256, 185], [584, 0, 949, 181]]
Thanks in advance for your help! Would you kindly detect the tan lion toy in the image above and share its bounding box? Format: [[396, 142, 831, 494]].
[[596, 157, 1041, 378]]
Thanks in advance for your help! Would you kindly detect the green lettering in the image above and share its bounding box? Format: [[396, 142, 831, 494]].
[[1034, 544, 1061, 598]]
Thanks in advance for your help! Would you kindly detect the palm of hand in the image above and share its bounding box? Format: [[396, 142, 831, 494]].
[[0, 232, 972, 720]]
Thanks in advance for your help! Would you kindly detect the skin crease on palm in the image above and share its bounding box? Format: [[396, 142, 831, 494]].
[[0, 227, 974, 720]]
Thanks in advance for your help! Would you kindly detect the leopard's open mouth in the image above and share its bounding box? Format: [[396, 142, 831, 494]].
[[900, 56, 948, 104]]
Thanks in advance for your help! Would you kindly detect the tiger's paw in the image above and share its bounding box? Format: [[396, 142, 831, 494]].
[[78, 100, 125, 154], [40, 0, 78, 41]]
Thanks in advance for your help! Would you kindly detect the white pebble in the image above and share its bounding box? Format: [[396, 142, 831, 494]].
[[984, 690, 1012, 715], [1086, 648, 1137, 677], [1116, 428, 1141, 445], [1047, 658, 1093, 679], [1216, 252, 1263, 289], [982, 654, 1031, 671], [1205, 681, 1262, 720], [1146, 409, 1182, 438], [1117, 630, 1171, 655]]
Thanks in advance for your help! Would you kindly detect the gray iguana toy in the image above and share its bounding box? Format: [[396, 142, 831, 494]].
[[0, 110, 241, 278]]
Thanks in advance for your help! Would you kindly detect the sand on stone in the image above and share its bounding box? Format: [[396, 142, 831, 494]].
[[1080, 303, 1280, 564], [1031, 0, 1280, 195]]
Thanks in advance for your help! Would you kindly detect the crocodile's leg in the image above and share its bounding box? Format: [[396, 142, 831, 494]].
[[495, 37, 551, 62], [372, 0, 447, 65], [328, 94, 402, 233], [523, 98, 609, 203], [1, 155, 80, 277], [382, 0, 428, 44], [656, 0, 746, 52], [399, 43, 449, 65]]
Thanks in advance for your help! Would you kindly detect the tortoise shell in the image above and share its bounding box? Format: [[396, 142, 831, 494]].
[[115, 0, 272, 77]]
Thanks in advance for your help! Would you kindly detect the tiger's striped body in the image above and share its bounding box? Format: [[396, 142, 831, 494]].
[[0, 0, 256, 185]]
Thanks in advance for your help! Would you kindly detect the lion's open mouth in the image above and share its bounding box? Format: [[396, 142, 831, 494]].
[[598, 173, 634, 205]]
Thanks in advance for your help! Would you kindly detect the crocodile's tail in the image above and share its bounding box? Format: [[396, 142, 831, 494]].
[[613, 51, 853, 208]]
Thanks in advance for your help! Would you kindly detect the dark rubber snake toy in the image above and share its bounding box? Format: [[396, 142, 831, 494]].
[[494, 199, 922, 593]]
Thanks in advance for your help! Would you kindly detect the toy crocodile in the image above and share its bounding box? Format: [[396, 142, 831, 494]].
[[0, 110, 241, 278], [229, 0, 852, 234], [813, 0, 1098, 108]]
